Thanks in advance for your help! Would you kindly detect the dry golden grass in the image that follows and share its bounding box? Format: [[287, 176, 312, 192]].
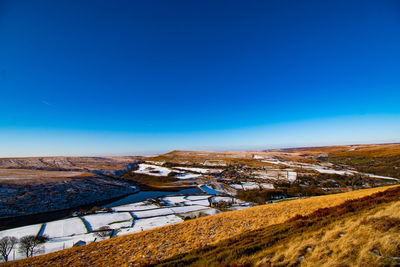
[[157, 186, 400, 266], [5, 185, 398, 267], [253, 199, 400, 266]]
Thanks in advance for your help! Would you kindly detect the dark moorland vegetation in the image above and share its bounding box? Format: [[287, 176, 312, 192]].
[[120, 172, 178, 188], [294, 172, 396, 190], [235, 171, 398, 205], [330, 155, 400, 179], [236, 189, 287, 204], [327, 146, 400, 179]]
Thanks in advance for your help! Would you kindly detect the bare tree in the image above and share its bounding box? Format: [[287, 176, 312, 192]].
[[0, 236, 18, 262], [18, 235, 45, 258]]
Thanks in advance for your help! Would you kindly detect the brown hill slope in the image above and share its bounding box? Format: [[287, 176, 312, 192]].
[[0, 156, 139, 171], [3, 185, 398, 266], [158, 186, 400, 266]]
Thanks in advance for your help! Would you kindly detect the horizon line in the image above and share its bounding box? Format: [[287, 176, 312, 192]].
[[1, 141, 398, 159]]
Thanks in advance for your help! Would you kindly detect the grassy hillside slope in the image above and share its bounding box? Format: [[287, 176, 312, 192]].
[[4, 185, 398, 266], [158, 186, 400, 266]]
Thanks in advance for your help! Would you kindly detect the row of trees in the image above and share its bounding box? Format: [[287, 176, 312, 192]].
[[0, 235, 48, 262], [0, 226, 115, 262]]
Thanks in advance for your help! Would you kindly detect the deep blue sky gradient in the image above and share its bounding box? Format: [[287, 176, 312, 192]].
[[1, 0, 400, 156]]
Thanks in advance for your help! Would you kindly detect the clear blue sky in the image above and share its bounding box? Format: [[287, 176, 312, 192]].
[[1, 0, 400, 156]]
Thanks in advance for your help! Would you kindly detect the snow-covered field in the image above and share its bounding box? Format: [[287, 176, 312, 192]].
[[132, 208, 174, 218], [132, 204, 214, 218], [211, 196, 233, 203], [83, 212, 133, 231], [132, 163, 213, 180], [170, 205, 210, 214], [187, 199, 210, 206], [43, 233, 97, 254], [230, 182, 276, 190], [0, 224, 42, 239], [43, 217, 87, 238], [185, 195, 211, 201], [118, 215, 184, 235], [133, 163, 172, 176], [162, 195, 211, 207], [230, 184, 243, 190], [112, 202, 159, 212], [174, 173, 202, 179], [0, 222, 95, 261], [174, 167, 223, 174], [230, 182, 260, 190], [241, 182, 260, 190], [162, 196, 187, 205], [3, 232, 99, 262], [132, 215, 183, 232]]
